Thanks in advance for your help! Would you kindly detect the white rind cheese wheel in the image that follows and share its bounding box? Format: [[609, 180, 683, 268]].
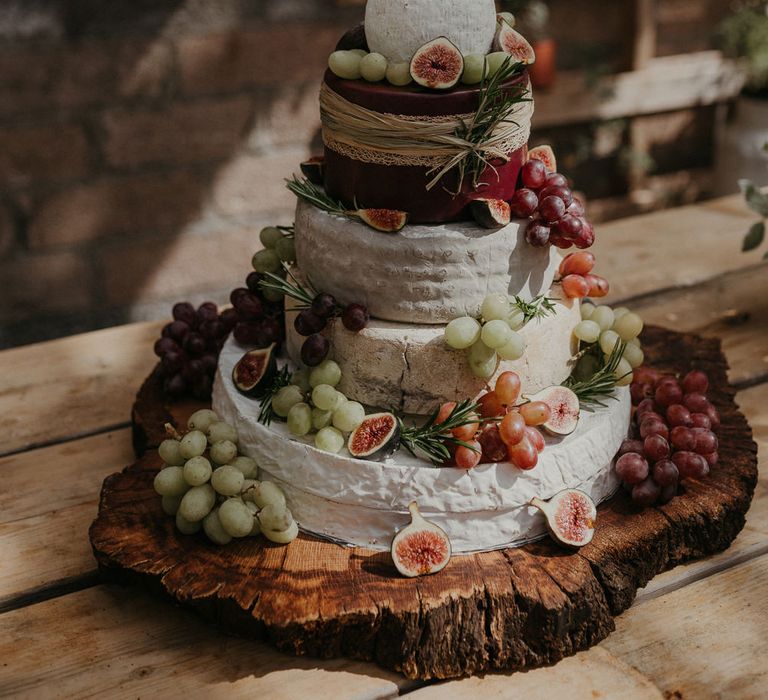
[[213, 337, 631, 553], [364, 0, 498, 63], [294, 201, 560, 325], [286, 293, 580, 415]]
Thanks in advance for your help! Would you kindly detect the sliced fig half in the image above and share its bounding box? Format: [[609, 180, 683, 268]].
[[528, 144, 557, 173], [528, 385, 580, 436], [470, 198, 511, 228], [494, 23, 536, 65], [335, 23, 368, 52], [409, 37, 464, 90], [356, 208, 408, 233], [391, 501, 452, 577], [232, 344, 277, 397], [530, 489, 596, 549], [348, 412, 401, 461], [300, 156, 325, 185]]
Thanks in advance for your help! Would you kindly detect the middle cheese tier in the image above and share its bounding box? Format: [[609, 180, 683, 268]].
[[287, 294, 580, 415], [294, 201, 559, 325]]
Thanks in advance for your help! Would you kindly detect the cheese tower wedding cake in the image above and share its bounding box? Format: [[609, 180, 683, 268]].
[[210, 0, 641, 560]]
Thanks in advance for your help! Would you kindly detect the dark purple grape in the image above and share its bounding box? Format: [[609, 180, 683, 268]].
[[181, 358, 205, 382], [510, 188, 539, 217], [525, 221, 550, 247], [301, 334, 330, 367], [521, 159, 547, 189], [245, 271, 263, 294], [672, 451, 709, 479], [670, 426, 696, 451], [554, 214, 583, 240], [705, 404, 721, 431], [342, 303, 369, 332], [666, 404, 692, 427], [617, 439, 644, 457], [161, 350, 185, 374], [539, 195, 566, 224], [539, 185, 573, 208], [544, 173, 568, 188], [294, 310, 326, 337], [233, 322, 263, 346], [154, 337, 178, 357], [261, 317, 284, 345], [683, 392, 710, 413], [311, 293, 338, 320], [167, 320, 190, 342], [631, 477, 661, 507], [192, 374, 213, 400], [693, 429, 718, 455], [630, 382, 651, 406], [690, 412, 712, 430], [639, 418, 669, 440], [644, 434, 670, 461], [682, 370, 709, 395], [230, 287, 251, 309], [199, 320, 224, 340], [635, 398, 660, 421], [573, 220, 595, 249], [183, 332, 206, 356], [165, 373, 187, 397], [219, 307, 238, 332], [615, 452, 649, 485], [568, 198, 586, 217], [234, 292, 263, 320], [652, 459, 679, 487], [702, 451, 719, 467], [655, 381, 683, 408], [161, 323, 174, 338], [200, 354, 218, 373], [197, 302, 219, 324], [657, 483, 677, 505], [172, 302, 196, 325]]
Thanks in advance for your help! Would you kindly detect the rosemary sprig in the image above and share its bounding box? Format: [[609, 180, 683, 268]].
[[564, 341, 629, 408], [286, 176, 350, 216], [399, 400, 490, 466], [512, 295, 558, 324], [257, 366, 293, 425], [259, 267, 316, 309]]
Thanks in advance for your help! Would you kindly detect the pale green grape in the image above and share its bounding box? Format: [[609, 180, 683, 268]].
[[258, 503, 293, 532], [507, 308, 526, 331], [590, 306, 615, 332], [230, 455, 257, 479], [497, 331, 526, 360], [262, 286, 285, 303], [468, 339, 498, 379], [183, 456, 212, 486], [158, 439, 184, 466], [612, 306, 630, 320], [622, 343, 645, 369], [218, 498, 255, 538], [461, 54, 487, 84], [444, 316, 481, 350], [263, 520, 299, 544], [574, 320, 601, 344], [179, 430, 207, 459], [615, 358, 634, 386], [154, 467, 189, 497], [287, 402, 312, 436], [580, 302, 596, 321], [332, 401, 365, 433], [628, 336, 641, 347], [360, 52, 388, 82], [272, 385, 305, 417], [486, 51, 508, 76], [241, 479, 257, 499], [259, 226, 283, 249], [315, 426, 345, 453], [481, 319, 513, 349], [175, 511, 202, 535], [291, 367, 312, 393], [251, 481, 287, 510], [274, 237, 296, 263], [187, 409, 219, 433], [245, 501, 262, 535], [209, 439, 238, 465], [481, 294, 510, 322], [599, 329, 621, 356], [328, 50, 363, 79], [203, 508, 232, 545], [349, 49, 368, 57], [251, 249, 282, 274], [613, 312, 643, 341], [312, 384, 341, 411], [312, 407, 333, 431], [386, 61, 412, 86], [309, 360, 342, 388], [161, 494, 183, 516], [207, 421, 238, 444], [178, 484, 215, 522], [211, 465, 244, 497]]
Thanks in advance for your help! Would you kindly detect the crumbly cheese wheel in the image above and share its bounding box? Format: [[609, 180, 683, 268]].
[[286, 293, 580, 415], [213, 337, 631, 553], [294, 201, 560, 325], [364, 0, 498, 63]]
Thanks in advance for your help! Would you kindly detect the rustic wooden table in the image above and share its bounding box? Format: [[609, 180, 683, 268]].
[[1, 194, 766, 699]]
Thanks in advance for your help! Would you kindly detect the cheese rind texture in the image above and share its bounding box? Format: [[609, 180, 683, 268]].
[[213, 337, 631, 553], [294, 201, 560, 325], [286, 294, 581, 415], [364, 0, 498, 64]]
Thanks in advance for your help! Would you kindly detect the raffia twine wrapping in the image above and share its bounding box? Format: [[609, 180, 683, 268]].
[[320, 82, 534, 190]]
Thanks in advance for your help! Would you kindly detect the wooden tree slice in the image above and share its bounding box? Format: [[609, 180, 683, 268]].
[[90, 326, 758, 680]]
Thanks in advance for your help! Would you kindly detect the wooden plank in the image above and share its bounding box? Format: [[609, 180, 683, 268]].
[[602, 555, 768, 699], [402, 647, 662, 699], [0, 586, 415, 700], [0, 322, 161, 456]]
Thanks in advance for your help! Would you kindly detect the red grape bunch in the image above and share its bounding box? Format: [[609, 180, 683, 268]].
[[615, 368, 720, 508], [558, 251, 609, 300], [155, 301, 238, 400], [512, 158, 596, 250], [293, 298, 370, 367]]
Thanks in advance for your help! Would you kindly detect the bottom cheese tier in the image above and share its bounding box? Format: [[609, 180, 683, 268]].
[[213, 336, 631, 554]]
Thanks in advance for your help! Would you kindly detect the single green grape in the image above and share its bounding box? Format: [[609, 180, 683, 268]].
[[251, 481, 287, 509], [263, 520, 299, 545], [178, 484, 215, 522], [386, 61, 412, 86], [259, 226, 284, 249], [468, 339, 498, 379], [203, 508, 232, 545], [274, 237, 296, 263], [291, 367, 312, 393], [612, 306, 630, 320], [590, 306, 615, 332], [230, 455, 257, 479], [360, 52, 388, 82], [161, 494, 183, 516], [309, 360, 342, 388], [258, 503, 293, 532], [211, 465, 245, 497], [245, 501, 262, 535], [179, 430, 207, 459], [614, 312, 643, 341], [574, 320, 601, 344], [272, 385, 305, 418], [328, 50, 363, 79], [312, 384, 342, 411], [183, 456, 212, 486], [486, 51, 508, 76], [176, 511, 202, 535], [262, 286, 285, 302], [315, 426, 345, 453], [507, 308, 526, 331], [240, 479, 257, 500], [599, 329, 621, 356], [332, 401, 365, 433], [209, 439, 238, 465], [481, 294, 510, 322], [496, 331, 526, 361], [622, 343, 645, 369], [187, 409, 219, 433], [461, 54, 487, 84], [218, 498, 255, 538], [311, 407, 334, 431], [207, 421, 238, 445], [615, 358, 634, 386], [287, 402, 312, 436], [252, 249, 282, 274], [154, 466, 189, 497], [444, 316, 481, 350], [580, 302, 596, 321], [481, 319, 513, 350], [158, 439, 185, 466]]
